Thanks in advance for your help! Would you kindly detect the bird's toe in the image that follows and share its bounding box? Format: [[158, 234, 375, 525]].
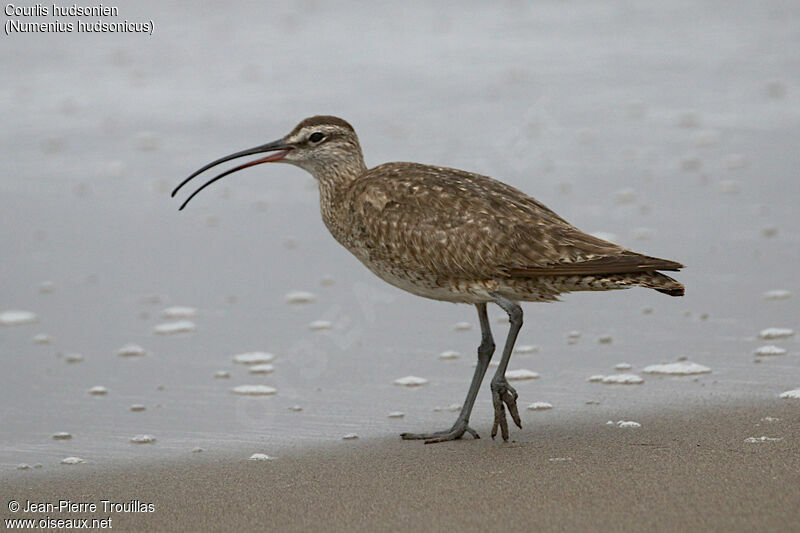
[[401, 421, 478, 443], [491, 380, 521, 441]]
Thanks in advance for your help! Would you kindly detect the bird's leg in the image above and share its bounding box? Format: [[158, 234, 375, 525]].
[[489, 293, 524, 441], [401, 303, 495, 444]]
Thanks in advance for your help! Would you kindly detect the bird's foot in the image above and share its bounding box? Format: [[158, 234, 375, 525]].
[[491, 379, 522, 441], [401, 419, 479, 444]]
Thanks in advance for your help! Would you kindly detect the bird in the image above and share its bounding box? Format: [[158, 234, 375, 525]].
[[172, 115, 684, 443]]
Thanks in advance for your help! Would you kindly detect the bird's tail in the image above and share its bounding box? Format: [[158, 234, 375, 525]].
[[631, 272, 685, 297]]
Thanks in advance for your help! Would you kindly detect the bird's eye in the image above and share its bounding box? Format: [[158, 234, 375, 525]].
[[309, 132, 324, 143]]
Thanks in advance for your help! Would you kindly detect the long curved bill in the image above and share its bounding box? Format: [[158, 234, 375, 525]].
[[172, 138, 293, 210]]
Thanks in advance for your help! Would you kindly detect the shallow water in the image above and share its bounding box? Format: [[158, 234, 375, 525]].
[[1, 0, 799, 469]]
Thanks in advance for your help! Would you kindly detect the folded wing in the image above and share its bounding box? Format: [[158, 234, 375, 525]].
[[348, 163, 683, 280]]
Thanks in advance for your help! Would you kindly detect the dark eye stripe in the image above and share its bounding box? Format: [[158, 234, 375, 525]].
[[309, 132, 324, 143]]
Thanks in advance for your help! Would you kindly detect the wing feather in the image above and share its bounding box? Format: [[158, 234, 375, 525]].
[[346, 163, 683, 280]]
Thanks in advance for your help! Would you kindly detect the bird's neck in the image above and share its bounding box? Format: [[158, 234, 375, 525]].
[[318, 162, 366, 184], [314, 156, 366, 243], [312, 154, 367, 199]]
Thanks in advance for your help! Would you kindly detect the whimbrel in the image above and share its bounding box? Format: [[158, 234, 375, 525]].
[[173, 116, 684, 443]]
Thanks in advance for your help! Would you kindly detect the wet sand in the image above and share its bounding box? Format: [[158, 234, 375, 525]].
[[4, 401, 798, 533]]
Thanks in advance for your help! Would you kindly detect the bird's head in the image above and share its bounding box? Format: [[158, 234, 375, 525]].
[[172, 115, 364, 210]]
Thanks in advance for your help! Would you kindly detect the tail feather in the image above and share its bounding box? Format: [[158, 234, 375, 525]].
[[656, 286, 685, 297], [637, 272, 685, 297]]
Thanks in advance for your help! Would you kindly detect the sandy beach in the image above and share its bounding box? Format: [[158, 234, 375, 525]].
[[4, 401, 798, 532]]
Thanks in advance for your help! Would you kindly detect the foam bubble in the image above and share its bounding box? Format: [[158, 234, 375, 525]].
[[453, 321, 472, 331], [754, 345, 787, 356], [33, 333, 53, 344], [763, 290, 791, 300], [88, 385, 108, 395], [387, 411, 405, 418], [515, 344, 539, 354], [779, 389, 800, 400], [744, 436, 782, 443], [117, 344, 147, 357], [249, 453, 272, 461], [601, 374, 644, 385], [759, 328, 794, 340], [285, 291, 315, 304], [232, 385, 277, 396], [342, 433, 359, 440], [0, 310, 38, 326], [130, 434, 156, 444], [232, 352, 275, 365], [61, 457, 85, 465], [309, 320, 333, 331], [393, 376, 428, 387], [642, 362, 711, 375], [527, 402, 553, 411], [438, 350, 460, 360], [64, 352, 84, 363], [505, 369, 540, 381], [248, 363, 275, 374], [154, 320, 196, 335]]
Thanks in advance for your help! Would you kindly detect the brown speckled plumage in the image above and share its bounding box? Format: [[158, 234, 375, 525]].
[[325, 160, 684, 303], [175, 115, 684, 443]]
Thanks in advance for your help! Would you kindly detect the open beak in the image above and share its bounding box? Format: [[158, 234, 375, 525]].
[[172, 138, 293, 210]]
